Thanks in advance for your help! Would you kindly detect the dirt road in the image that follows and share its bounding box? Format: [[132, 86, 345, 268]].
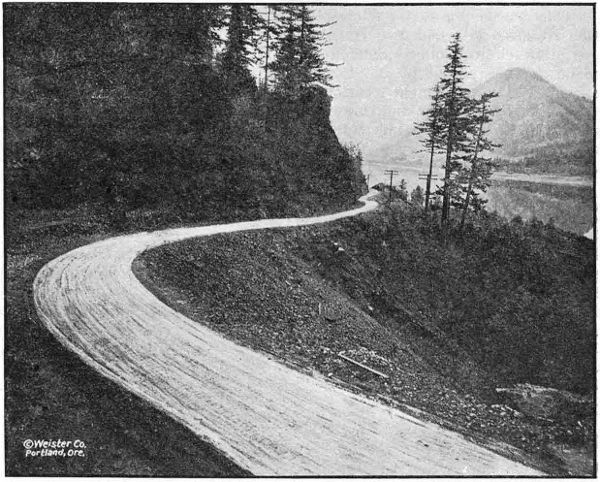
[[33, 193, 542, 476]]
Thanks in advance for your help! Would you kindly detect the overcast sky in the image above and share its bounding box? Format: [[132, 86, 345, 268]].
[[314, 5, 594, 154]]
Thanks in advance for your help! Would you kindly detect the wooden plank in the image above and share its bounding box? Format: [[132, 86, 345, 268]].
[[337, 352, 389, 379]]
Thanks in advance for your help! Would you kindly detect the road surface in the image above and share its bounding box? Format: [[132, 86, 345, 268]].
[[33, 192, 542, 476]]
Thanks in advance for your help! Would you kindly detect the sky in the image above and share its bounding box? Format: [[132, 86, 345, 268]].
[[314, 5, 594, 155]]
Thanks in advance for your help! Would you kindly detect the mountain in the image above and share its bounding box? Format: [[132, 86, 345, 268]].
[[367, 68, 593, 175], [472, 68, 593, 165]]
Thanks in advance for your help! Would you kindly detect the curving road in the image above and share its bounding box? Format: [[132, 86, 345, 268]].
[[33, 192, 542, 476]]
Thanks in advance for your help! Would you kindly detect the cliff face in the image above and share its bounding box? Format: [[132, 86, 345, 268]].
[[264, 87, 365, 213], [5, 4, 365, 222]]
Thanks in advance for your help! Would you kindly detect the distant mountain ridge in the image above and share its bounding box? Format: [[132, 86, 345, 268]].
[[367, 68, 593, 176], [472, 68, 592, 159]]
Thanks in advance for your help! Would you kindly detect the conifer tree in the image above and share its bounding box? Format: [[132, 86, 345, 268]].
[[221, 5, 262, 92], [410, 185, 425, 207], [269, 6, 297, 93], [438, 33, 473, 225], [459, 92, 500, 228], [413, 82, 444, 211], [270, 6, 336, 95], [260, 5, 282, 91], [398, 179, 408, 201]]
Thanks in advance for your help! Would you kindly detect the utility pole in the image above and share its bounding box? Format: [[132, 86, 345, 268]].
[[384, 170, 398, 204]]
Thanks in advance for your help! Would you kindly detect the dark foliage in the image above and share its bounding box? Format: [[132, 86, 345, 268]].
[[270, 6, 336, 95], [5, 4, 362, 223], [437, 33, 473, 223], [417, 34, 501, 224], [342, 207, 595, 396], [410, 185, 425, 206], [220, 5, 262, 93], [413, 83, 444, 210], [457, 92, 501, 226]]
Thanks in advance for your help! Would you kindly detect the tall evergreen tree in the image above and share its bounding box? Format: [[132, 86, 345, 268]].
[[270, 6, 336, 95], [221, 5, 262, 92], [260, 5, 282, 92], [438, 33, 473, 225], [410, 185, 425, 207], [413, 82, 444, 211], [459, 92, 500, 228]]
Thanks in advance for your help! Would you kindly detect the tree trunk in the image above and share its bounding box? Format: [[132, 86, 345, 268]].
[[460, 103, 486, 230], [425, 141, 434, 211], [441, 70, 457, 226], [441, 124, 454, 225], [263, 5, 270, 91], [424, 83, 441, 213], [460, 178, 473, 229]]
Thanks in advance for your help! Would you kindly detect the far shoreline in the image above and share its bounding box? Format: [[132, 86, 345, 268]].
[[492, 171, 593, 187], [364, 160, 593, 188]]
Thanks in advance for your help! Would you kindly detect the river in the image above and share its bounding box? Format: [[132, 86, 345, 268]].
[[363, 161, 594, 238]]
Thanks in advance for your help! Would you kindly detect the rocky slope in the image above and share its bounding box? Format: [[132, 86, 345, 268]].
[[137, 202, 595, 476]]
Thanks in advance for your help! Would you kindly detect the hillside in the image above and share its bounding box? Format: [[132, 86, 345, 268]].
[[487, 178, 593, 236], [136, 201, 595, 476], [4, 4, 365, 227], [473, 68, 593, 174], [368, 68, 593, 176]]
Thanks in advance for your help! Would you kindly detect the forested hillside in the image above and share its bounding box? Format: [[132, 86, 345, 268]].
[[4, 4, 364, 225]]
